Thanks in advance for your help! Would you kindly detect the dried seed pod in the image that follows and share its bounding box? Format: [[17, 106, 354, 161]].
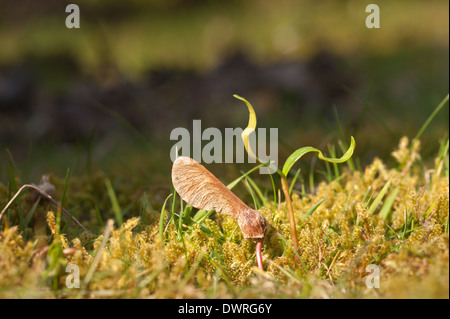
[[171, 156, 268, 239]]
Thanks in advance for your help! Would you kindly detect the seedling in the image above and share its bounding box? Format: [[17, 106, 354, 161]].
[[234, 94, 355, 260], [172, 156, 268, 270]]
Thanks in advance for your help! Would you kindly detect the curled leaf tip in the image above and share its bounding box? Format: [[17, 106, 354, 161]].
[[282, 136, 356, 177], [235, 94, 258, 160]]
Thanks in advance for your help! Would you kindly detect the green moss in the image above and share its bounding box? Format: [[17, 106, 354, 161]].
[[0, 137, 448, 298]]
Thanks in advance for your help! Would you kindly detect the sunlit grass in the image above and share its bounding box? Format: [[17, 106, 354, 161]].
[[0, 1, 447, 76], [0, 135, 448, 298], [0, 95, 448, 298]]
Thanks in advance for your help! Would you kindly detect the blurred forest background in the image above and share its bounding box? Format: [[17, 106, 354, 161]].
[[0, 0, 448, 192]]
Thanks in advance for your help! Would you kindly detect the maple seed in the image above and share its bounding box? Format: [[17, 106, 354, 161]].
[[171, 156, 268, 270]]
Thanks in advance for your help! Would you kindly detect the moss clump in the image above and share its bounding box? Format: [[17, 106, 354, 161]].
[[0, 137, 448, 298]]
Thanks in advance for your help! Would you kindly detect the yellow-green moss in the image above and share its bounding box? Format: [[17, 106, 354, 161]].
[[0, 137, 448, 298]]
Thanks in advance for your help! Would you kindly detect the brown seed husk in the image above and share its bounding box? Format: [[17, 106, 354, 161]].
[[171, 156, 267, 239]]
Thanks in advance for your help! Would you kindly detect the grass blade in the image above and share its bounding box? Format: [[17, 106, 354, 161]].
[[301, 198, 325, 221], [183, 235, 231, 286], [269, 172, 277, 212], [83, 219, 114, 288], [105, 178, 123, 227], [369, 181, 391, 215], [288, 168, 301, 196], [7, 163, 23, 230], [446, 207, 449, 234], [57, 167, 71, 236], [379, 187, 400, 221], [226, 163, 266, 190], [159, 193, 173, 243], [244, 174, 266, 206], [412, 94, 449, 146], [242, 179, 260, 209]]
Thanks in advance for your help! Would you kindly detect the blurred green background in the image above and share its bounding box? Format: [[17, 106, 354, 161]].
[[0, 0, 448, 189]]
